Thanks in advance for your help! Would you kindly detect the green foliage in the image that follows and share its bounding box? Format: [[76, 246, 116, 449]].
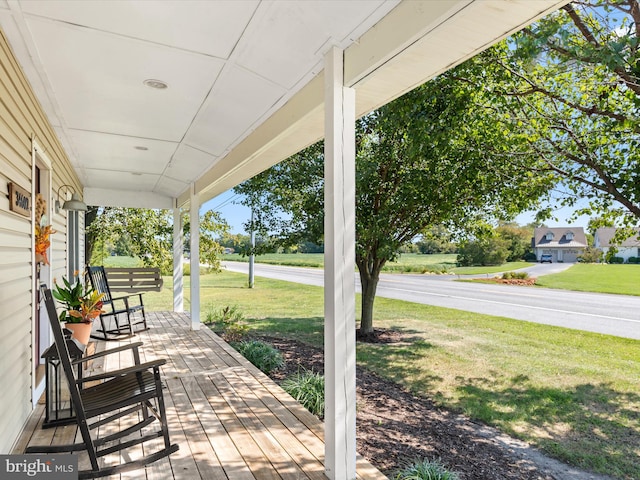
[[457, 236, 510, 266], [416, 226, 457, 254], [52, 274, 104, 324], [577, 246, 603, 263], [234, 57, 546, 334], [604, 246, 619, 264], [234, 340, 284, 374], [217, 232, 251, 254], [608, 256, 625, 264], [208, 305, 249, 342], [394, 459, 460, 480], [628, 256, 639, 264], [182, 263, 214, 276], [486, 0, 640, 226], [502, 271, 529, 280], [86, 207, 228, 275], [282, 370, 325, 418], [496, 222, 533, 261], [184, 210, 229, 270], [87, 208, 173, 273], [52, 275, 86, 323]]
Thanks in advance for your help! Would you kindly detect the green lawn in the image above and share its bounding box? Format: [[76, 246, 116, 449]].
[[222, 252, 325, 268], [535, 263, 640, 296], [221, 252, 527, 274], [141, 270, 639, 479], [222, 252, 459, 272]]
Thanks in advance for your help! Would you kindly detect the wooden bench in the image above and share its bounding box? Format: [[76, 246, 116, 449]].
[[104, 267, 163, 293]]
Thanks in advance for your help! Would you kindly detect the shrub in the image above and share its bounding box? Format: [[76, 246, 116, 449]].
[[502, 271, 529, 280], [183, 263, 213, 276], [282, 370, 325, 418], [457, 237, 509, 266], [208, 305, 249, 342], [608, 256, 624, 264], [577, 246, 603, 263], [235, 340, 284, 374], [626, 256, 638, 264], [394, 459, 460, 480], [523, 252, 537, 262]]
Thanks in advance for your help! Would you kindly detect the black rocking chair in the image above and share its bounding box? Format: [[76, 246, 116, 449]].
[[87, 266, 148, 340], [27, 285, 179, 478]]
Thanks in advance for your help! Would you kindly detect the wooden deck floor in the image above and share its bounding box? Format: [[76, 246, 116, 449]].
[[14, 311, 387, 479]]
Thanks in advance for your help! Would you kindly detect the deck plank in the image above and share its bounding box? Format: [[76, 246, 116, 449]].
[[18, 311, 387, 480]]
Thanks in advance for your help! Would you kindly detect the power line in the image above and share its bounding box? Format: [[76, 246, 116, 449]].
[[209, 193, 241, 211]]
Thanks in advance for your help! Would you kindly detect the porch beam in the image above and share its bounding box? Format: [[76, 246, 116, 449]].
[[173, 206, 184, 313], [323, 46, 356, 480], [189, 187, 201, 330]]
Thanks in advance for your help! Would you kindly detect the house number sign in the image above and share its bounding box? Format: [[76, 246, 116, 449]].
[[8, 182, 31, 218]]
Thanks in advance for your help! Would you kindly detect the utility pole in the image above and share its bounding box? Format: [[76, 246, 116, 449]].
[[248, 206, 255, 288]]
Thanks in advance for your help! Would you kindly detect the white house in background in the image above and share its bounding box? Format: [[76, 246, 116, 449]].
[[594, 228, 640, 262], [532, 227, 588, 263]]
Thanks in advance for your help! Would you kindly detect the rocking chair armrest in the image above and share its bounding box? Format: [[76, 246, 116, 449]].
[[71, 342, 144, 365], [76, 358, 167, 384]]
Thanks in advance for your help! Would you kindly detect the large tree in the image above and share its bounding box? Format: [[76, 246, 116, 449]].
[[235, 61, 546, 337], [488, 0, 640, 227], [86, 208, 228, 274]]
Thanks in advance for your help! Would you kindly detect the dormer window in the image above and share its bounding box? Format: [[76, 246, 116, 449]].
[[545, 232, 554, 241], [566, 232, 574, 240]]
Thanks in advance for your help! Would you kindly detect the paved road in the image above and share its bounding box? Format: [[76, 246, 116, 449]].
[[222, 261, 640, 340]]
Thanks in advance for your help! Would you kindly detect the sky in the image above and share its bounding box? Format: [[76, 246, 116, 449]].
[[204, 188, 592, 236], [203, 189, 251, 234]]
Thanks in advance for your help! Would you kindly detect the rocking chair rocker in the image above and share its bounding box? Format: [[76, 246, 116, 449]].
[[27, 285, 178, 478]]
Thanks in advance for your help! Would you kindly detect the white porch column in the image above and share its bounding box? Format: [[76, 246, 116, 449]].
[[324, 46, 356, 480], [189, 186, 201, 330], [172, 206, 184, 312]]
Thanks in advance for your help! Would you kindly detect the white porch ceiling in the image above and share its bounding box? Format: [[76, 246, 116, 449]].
[[0, 0, 569, 209]]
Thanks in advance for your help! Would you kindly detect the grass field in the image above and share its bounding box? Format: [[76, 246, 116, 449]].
[[220, 252, 534, 274], [535, 263, 640, 296], [129, 268, 639, 479]]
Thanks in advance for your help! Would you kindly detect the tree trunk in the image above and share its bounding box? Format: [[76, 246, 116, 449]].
[[357, 258, 383, 339]]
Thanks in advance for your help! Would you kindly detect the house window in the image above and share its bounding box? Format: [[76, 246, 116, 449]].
[[566, 232, 574, 240], [545, 232, 554, 241]]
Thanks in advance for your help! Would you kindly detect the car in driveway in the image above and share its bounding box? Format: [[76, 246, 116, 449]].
[[540, 254, 553, 263]]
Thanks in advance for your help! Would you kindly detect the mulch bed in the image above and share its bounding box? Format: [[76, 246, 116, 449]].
[[259, 333, 560, 480]]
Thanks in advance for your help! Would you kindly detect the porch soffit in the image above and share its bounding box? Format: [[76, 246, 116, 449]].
[[0, 0, 569, 210]]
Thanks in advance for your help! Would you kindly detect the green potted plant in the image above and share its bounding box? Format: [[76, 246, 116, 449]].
[[52, 274, 104, 345]]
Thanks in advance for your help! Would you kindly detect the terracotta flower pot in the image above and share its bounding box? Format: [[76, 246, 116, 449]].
[[64, 322, 92, 346]]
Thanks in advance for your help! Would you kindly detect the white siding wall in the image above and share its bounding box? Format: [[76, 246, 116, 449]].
[[0, 28, 82, 453]]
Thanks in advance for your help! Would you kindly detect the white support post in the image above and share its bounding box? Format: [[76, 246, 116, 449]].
[[324, 45, 357, 480], [189, 187, 201, 330], [172, 206, 184, 312]]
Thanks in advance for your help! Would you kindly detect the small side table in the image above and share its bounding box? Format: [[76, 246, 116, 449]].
[[41, 331, 86, 428]]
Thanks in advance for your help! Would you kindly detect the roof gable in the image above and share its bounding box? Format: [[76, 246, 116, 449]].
[[533, 227, 587, 248], [594, 227, 640, 247]]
